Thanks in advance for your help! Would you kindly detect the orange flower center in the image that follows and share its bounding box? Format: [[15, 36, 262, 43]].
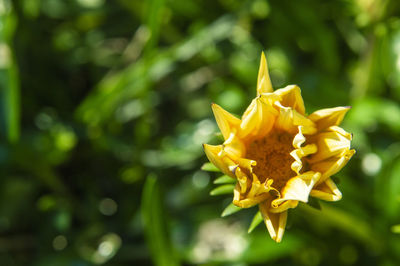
[[246, 132, 296, 191]]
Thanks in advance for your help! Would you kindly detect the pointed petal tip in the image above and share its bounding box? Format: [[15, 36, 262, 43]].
[[202, 143, 213, 153], [261, 51, 266, 58]]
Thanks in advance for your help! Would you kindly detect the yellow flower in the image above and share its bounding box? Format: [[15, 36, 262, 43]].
[[203, 52, 355, 243]]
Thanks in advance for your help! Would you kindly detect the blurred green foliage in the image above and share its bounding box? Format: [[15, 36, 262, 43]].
[[1, 0, 400, 265]]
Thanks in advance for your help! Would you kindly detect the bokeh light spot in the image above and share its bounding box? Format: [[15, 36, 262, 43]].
[[99, 198, 118, 216], [53, 235, 68, 251], [361, 153, 382, 176], [192, 171, 210, 189]]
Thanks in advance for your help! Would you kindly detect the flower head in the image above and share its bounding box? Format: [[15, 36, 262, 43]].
[[203, 52, 355, 242]]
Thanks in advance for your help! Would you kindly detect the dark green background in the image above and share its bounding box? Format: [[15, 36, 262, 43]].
[[1, 0, 400, 265]]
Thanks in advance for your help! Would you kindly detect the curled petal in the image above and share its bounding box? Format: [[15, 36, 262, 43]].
[[273, 85, 305, 115], [310, 178, 342, 201], [236, 158, 256, 172], [239, 97, 278, 140], [233, 168, 272, 208], [212, 103, 241, 140], [248, 174, 273, 198], [233, 182, 270, 208], [247, 174, 263, 198], [291, 125, 318, 175], [259, 201, 287, 243], [312, 149, 355, 184], [203, 144, 237, 178], [223, 133, 246, 159], [292, 126, 306, 149], [274, 102, 316, 135], [290, 144, 317, 175], [235, 167, 249, 194], [272, 171, 321, 207], [308, 126, 352, 163], [269, 200, 299, 213], [309, 106, 351, 131], [257, 52, 273, 95]]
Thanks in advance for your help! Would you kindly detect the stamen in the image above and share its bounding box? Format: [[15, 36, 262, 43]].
[[246, 132, 296, 191]]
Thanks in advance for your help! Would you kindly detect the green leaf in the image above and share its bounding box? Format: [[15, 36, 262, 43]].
[[201, 162, 220, 172], [221, 202, 242, 217], [141, 174, 179, 266], [214, 175, 235, 184], [248, 211, 263, 233], [210, 184, 235, 196]]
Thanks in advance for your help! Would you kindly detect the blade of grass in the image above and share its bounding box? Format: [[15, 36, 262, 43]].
[[143, 0, 165, 55], [76, 15, 236, 126], [0, 4, 20, 143], [141, 174, 179, 266]]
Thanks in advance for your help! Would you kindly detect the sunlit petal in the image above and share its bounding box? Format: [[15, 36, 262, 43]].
[[257, 52, 273, 95], [273, 85, 305, 115], [311, 149, 355, 184], [271, 171, 321, 207], [203, 144, 237, 178], [310, 178, 342, 201], [222, 132, 246, 159], [308, 126, 352, 163], [239, 97, 277, 140], [233, 182, 270, 208], [274, 102, 316, 134], [212, 103, 241, 140], [259, 201, 287, 243], [309, 106, 351, 131]]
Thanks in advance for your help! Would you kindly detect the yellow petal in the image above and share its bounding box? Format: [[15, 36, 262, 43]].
[[308, 126, 352, 163], [234, 166, 250, 194], [308, 106, 351, 130], [274, 102, 316, 134], [203, 144, 236, 178], [310, 178, 342, 201], [311, 148, 355, 184], [269, 200, 299, 213], [272, 171, 321, 207], [290, 143, 317, 175], [212, 103, 241, 140], [273, 85, 305, 115], [257, 52, 273, 95], [292, 125, 306, 149], [237, 158, 256, 172], [239, 97, 277, 140], [233, 167, 272, 207], [290, 126, 318, 174], [233, 182, 270, 208], [222, 132, 246, 159], [259, 201, 287, 243]]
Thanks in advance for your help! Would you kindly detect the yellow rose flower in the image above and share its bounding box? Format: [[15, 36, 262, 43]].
[[203, 52, 355, 242]]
